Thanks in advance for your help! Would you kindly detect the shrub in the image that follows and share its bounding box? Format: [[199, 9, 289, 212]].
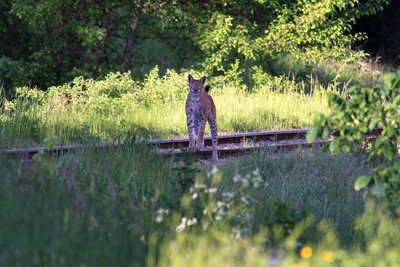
[[308, 72, 400, 214]]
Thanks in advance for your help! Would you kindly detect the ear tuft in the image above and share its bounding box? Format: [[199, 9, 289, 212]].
[[188, 74, 194, 82], [200, 76, 206, 84]]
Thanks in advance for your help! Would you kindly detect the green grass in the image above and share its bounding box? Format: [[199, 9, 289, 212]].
[[1, 143, 399, 266], [1, 67, 399, 266], [216, 149, 367, 243], [0, 70, 329, 148], [157, 205, 400, 267]]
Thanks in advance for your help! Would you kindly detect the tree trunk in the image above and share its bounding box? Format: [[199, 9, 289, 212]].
[[122, 0, 144, 72]]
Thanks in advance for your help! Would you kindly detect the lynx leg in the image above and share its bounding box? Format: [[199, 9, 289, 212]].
[[196, 117, 207, 149], [208, 116, 218, 162], [188, 132, 196, 149], [187, 118, 196, 149]]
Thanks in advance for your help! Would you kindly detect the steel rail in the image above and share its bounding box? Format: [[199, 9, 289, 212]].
[[159, 139, 330, 159], [0, 142, 124, 160], [146, 128, 308, 149], [160, 134, 380, 159], [0, 128, 382, 160]]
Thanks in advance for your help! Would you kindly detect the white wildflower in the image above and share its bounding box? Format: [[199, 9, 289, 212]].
[[207, 187, 218, 194], [222, 192, 235, 199], [252, 168, 260, 177], [241, 178, 249, 188], [155, 208, 169, 223], [194, 183, 206, 190], [211, 165, 219, 174], [217, 201, 225, 208], [155, 214, 163, 223], [252, 176, 263, 188], [217, 209, 226, 217], [233, 174, 241, 183], [187, 217, 198, 226], [176, 217, 188, 232]]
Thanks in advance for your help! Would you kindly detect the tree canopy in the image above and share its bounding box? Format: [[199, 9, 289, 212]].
[[0, 0, 391, 94]]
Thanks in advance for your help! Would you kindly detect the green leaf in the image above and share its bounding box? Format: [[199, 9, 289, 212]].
[[341, 144, 351, 153], [314, 113, 325, 125], [322, 127, 331, 139], [382, 144, 394, 161], [326, 92, 338, 105], [306, 126, 319, 143], [329, 138, 340, 152], [371, 183, 385, 197], [368, 119, 379, 130], [354, 175, 371, 191]]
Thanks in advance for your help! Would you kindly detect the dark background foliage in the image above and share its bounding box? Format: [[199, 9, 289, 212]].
[[353, 0, 400, 64], [0, 0, 396, 96]]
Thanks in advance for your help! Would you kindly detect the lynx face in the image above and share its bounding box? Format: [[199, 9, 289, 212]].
[[188, 75, 206, 94]]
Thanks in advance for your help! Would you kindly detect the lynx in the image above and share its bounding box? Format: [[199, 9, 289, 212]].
[[185, 74, 218, 162]]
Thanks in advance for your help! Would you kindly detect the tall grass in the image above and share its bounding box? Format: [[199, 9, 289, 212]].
[[1, 142, 399, 266], [157, 205, 400, 267], [215, 149, 367, 243], [0, 69, 330, 148], [0, 143, 171, 266]]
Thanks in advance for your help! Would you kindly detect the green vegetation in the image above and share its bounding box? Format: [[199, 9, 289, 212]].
[[309, 72, 400, 215], [0, 68, 331, 148], [0, 0, 391, 94], [1, 67, 399, 265], [1, 143, 400, 266], [1, 0, 400, 266], [2, 69, 399, 266]]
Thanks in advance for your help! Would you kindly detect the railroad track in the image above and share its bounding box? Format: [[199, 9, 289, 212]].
[[0, 128, 381, 161]]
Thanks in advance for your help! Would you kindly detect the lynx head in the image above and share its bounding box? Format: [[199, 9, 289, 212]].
[[188, 74, 206, 94]]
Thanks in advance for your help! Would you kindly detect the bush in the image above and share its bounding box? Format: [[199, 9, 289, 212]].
[[308, 72, 400, 214], [134, 67, 190, 107]]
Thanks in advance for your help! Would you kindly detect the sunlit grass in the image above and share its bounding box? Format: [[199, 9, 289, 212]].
[[214, 87, 328, 133], [0, 81, 329, 147], [117, 88, 329, 139]]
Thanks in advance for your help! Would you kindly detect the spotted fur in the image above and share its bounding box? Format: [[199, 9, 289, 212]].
[[185, 74, 218, 162]]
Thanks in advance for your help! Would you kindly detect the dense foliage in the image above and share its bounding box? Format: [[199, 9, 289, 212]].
[[308, 72, 400, 214], [354, 0, 400, 64], [0, 0, 390, 95]]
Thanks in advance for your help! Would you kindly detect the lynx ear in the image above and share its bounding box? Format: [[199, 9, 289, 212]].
[[188, 74, 194, 83], [200, 76, 206, 84]]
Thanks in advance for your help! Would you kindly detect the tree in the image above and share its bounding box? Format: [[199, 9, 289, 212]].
[[0, 0, 391, 94]]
